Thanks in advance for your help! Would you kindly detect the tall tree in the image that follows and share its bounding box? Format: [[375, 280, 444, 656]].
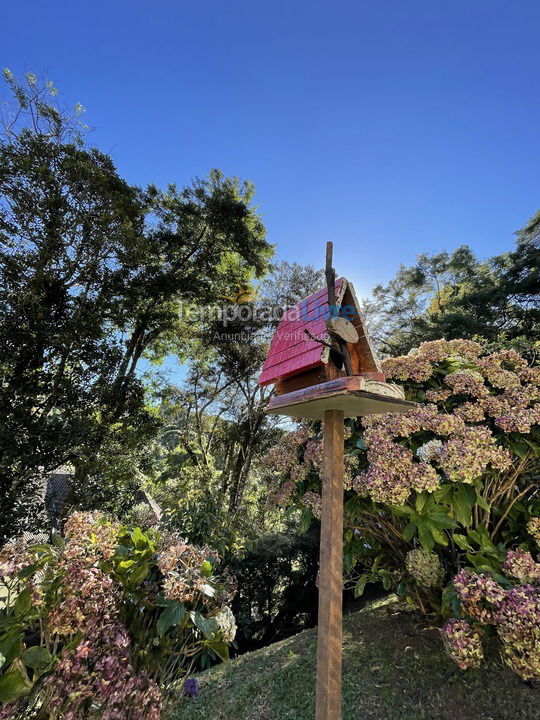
[[0, 71, 271, 541], [364, 215, 540, 356], [145, 262, 325, 546]]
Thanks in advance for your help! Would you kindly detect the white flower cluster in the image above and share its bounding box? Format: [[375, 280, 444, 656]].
[[416, 439, 443, 463], [215, 605, 236, 643]]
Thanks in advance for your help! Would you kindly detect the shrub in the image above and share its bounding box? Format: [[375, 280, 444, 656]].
[[0, 511, 236, 719], [443, 547, 540, 681], [264, 339, 540, 678], [228, 531, 319, 653]]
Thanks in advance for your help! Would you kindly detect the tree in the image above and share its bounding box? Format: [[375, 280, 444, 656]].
[[193, 261, 325, 517], [0, 71, 272, 541], [144, 262, 325, 549], [364, 217, 540, 356]]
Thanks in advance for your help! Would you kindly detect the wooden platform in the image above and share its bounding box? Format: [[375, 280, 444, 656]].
[[267, 376, 417, 419]]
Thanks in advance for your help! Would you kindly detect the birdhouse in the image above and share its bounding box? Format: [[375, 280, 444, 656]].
[[259, 275, 415, 419], [259, 277, 384, 392]]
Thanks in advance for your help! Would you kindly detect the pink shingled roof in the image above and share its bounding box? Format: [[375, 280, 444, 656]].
[[258, 279, 343, 386]]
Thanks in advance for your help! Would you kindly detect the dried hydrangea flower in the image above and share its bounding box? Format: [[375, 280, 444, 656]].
[[442, 619, 484, 670], [502, 548, 540, 584], [406, 549, 444, 588], [528, 517, 540, 546], [495, 583, 540, 681], [453, 569, 506, 624], [301, 491, 322, 519], [215, 605, 237, 643], [415, 439, 443, 463]]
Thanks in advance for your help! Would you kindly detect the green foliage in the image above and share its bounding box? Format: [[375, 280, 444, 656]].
[[228, 531, 319, 653], [365, 221, 540, 356], [0, 71, 271, 542], [136, 262, 325, 554]]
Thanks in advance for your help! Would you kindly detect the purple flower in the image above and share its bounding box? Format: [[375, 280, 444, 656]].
[[183, 677, 200, 699]]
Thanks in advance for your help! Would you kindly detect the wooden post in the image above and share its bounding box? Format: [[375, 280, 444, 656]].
[[316, 408, 344, 720]]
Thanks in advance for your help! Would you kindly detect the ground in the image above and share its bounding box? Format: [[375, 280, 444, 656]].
[[169, 597, 540, 720]]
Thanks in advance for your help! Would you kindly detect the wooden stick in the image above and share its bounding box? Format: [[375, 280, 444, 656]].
[[304, 328, 335, 351], [325, 242, 337, 307], [325, 242, 353, 375], [316, 409, 344, 720]]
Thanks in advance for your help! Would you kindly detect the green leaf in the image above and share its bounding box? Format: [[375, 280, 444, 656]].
[[131, 527, 148, 550], [390, 505, 413, 518], [417, 521, 435, 552], [300, 507, 312, 533], [0, 632, 23, 666], [129, 562, 149, 586], [431, 527, 448, 546], [27, 543, 53, 555], [475, 491, 490, 512], [18, 561, 45, 580], [354, 575, 368, 598], [402, 523, 416, 542], [157, 603, 185, 637], [428, 512, 457, 530], [452, 534, 473, 551], [508, 437, 530, 459], [0, 615, 17, 631], [22, 646, 52, 670], [0, 669, 31, 703], [452, 485, 474, 527], [201, 560, 213, 578], [118, 559, 137, 570], [115, 544, 130, 559], [13, 588, 32, 617], [441, 583, 460, 616], [207, 638, 229, 662], [523, 437, 540, 457], [415, 493, 428, 513], [433, 486, 453, 504], [191, 612, 218, 637]]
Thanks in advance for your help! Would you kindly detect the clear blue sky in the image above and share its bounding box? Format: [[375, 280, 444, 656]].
[[3, 0, 539, 297]]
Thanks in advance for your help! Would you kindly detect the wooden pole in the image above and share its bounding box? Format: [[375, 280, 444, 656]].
[[316, 408, 344, 720]]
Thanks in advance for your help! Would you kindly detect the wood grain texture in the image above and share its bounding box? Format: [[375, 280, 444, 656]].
[[316, 409, 344, 720], [267, 376, 416, 419], [326, 316, 359, 344]]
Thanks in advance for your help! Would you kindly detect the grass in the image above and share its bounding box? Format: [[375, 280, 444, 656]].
[[169, 597, 540, 720]]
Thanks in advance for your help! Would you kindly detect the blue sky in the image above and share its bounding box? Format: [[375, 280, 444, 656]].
[[3, 0, 539, 299]]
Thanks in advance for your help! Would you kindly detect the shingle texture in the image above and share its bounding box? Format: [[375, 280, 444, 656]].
[[259, 279, 343, 386]]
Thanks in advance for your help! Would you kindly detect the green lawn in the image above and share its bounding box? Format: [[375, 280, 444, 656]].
[[169, 597, 540, 720]]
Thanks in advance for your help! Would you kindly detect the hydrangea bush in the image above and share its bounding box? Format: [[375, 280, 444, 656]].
[[0, 511, 236, 719], [443, 546, 540, 680], [263, 339, 540, 678]]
